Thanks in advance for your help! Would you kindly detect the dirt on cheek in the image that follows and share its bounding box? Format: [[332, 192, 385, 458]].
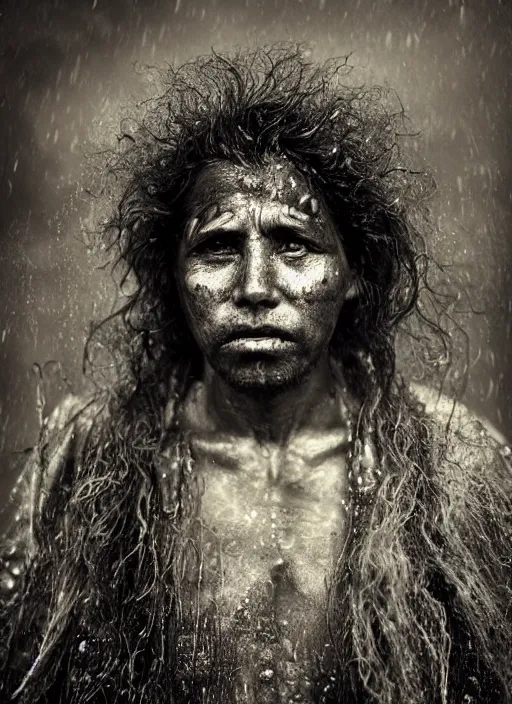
[[300, 280, 342, 304], [186, 276, 209, 295], [181, 278, 211, 318]]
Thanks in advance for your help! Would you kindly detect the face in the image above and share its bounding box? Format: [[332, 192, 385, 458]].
[[177, 160, 355, 392]]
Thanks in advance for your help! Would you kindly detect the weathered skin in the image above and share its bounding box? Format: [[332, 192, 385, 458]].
[[170, 159, 360, 699], [180, 377, 352, 607], [175, 380, 354, 700], [177, 159, 357, 398], [0, 160, 364, 702], [2, 159, 509, 703], [0, 380, 507, 703]]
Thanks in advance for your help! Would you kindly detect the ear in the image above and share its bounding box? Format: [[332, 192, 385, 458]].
[[344, 278, 361, 301]]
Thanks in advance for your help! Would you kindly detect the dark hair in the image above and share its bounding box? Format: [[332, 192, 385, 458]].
[[88, 45, 449, 399], [1, 45, 511, 704]]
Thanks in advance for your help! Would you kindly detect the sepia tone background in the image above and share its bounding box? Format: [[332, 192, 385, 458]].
[[0, 0, 511, 500]]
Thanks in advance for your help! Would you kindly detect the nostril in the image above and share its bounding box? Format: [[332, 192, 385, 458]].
[[234, 284, 280, 308], [233, 252, 279, 307], [234, 281, 279, 307]]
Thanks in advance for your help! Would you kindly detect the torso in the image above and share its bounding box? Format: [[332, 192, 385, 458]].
[[166, 385, 352, 703]]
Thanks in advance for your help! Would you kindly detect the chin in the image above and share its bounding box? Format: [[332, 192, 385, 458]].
[[215, 356, 312, 394]]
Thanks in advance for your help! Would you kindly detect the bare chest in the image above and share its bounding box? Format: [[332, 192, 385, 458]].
[[182, 432, 349, 621], [164, 428, 351, 701]]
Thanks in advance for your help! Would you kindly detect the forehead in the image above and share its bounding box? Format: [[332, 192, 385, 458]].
[[185, 159, 312, 211]]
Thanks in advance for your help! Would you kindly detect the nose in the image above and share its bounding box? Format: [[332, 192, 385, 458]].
[[233, 238, 279, 308]]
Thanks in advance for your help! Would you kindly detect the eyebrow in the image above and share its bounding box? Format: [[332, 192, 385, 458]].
[[261, 208, 316, 238], [278, 211, 311, 229], [193, 211, 236, 237], [186, 204, 330, 248]]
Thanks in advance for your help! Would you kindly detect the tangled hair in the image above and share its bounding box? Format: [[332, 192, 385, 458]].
[[86, 44, 448, 400], [1, 45, 512, 704]]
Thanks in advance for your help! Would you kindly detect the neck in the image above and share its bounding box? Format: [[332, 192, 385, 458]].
[[197, 352, 348, 445]]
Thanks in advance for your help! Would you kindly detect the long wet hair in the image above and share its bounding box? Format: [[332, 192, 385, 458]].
[[1, 46, 512, 704]]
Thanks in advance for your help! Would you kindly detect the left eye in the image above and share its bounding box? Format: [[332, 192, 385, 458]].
[[275, 238, 313, 257], [277, 241, 308, 255], [269, 227, 318, 257]]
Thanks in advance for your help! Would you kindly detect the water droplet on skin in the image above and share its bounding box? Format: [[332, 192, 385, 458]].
[[259, 668, 274, 681], [279, 532, 295, 550]]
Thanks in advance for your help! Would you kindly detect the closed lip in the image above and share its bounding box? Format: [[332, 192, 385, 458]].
[[223, 326, 295, 344]]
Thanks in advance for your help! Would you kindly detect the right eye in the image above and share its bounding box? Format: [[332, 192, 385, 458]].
[[191, 233, 240, 258]]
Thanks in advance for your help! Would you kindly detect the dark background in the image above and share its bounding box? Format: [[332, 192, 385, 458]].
[[1, 0, 511, 497]]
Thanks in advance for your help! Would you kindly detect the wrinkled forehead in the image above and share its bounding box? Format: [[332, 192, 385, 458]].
[[185, 159, 315, 213]]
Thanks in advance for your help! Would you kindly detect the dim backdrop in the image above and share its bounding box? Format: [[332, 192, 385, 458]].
[[1, 0, 511, 499]]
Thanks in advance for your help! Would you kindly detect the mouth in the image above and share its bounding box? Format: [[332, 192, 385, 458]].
[[222, 326, 296, 353], [223, 326, 295, 344]]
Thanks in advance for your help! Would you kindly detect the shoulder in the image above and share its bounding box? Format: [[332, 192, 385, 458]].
[[0, 392, 108, 595], [42, 392, 108, 446], [37, 391, 108, 494], [409, 383, 512, 509], [409, 382, 508, 445], [2, 393, 97, 520]]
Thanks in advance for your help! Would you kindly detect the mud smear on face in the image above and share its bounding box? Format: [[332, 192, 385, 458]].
[[178, 159, 354, 394]]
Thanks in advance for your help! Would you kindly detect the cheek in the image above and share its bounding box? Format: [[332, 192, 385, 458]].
[[281, 258, 346, 307], [280, 259, 346, 345], [180, 264, 234, 331]]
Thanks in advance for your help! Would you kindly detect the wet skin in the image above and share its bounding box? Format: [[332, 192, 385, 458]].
[[173, 160, 358, 696], [177, 159, 356, 400]]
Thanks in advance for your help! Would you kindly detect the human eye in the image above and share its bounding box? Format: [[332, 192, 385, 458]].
[[191, 232, 240, 259], [278, 240, 310, 256], [271, 228, 321, 258]]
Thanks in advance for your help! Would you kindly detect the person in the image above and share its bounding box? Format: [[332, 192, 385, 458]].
[[1, 46, 511, 704]]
